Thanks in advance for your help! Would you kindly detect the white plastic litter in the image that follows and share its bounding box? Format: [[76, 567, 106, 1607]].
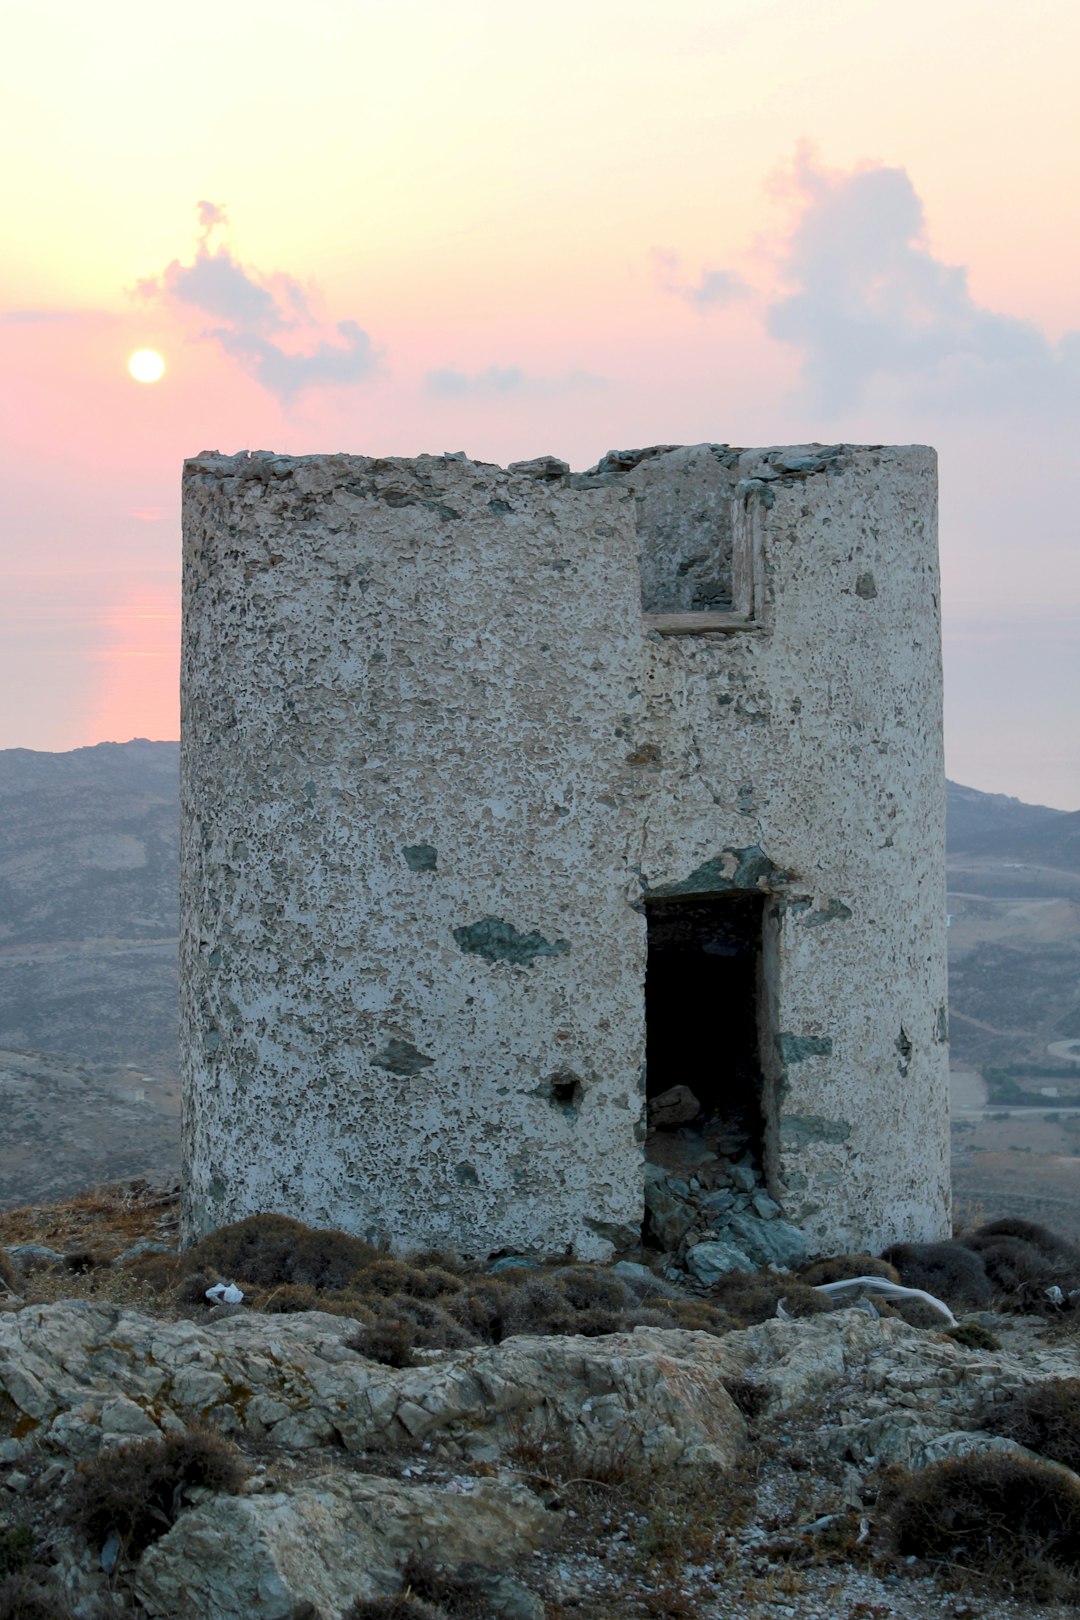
[[810, 1275, 958, 1326], [205, 1281, 244, 1304]]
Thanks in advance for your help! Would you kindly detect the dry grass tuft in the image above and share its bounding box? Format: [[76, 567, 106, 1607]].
[[0, 1181, 178, 1263]]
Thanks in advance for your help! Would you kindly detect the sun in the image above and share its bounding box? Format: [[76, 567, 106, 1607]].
[[128, 349, 165, 384]]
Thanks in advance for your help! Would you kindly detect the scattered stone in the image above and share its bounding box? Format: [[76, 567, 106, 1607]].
[[685, 1240, 756, 1283], [719, 1213, 808, 1270], [6, 1243, 65, 1272], [647, 1085, 700, 1127]]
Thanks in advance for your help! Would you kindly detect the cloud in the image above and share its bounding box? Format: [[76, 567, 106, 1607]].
[[654, 251, 749, 311], [139, 205, 380, 401], [765, 146, 1080, 413], [426, 365, 604, 399], [2, 308, 116, 326]]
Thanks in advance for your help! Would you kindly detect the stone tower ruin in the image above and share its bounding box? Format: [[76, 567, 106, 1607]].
[[180, 442, 951, 1261]]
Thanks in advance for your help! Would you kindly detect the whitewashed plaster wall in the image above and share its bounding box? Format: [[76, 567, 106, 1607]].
[[180, 444, 950, 1257]]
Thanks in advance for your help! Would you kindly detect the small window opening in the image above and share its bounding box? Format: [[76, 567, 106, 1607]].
[[644, 894, 767, 1224]]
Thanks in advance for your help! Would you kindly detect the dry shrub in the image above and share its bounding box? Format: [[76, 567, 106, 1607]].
[[0, 1533, 33, 1583], [346, 1321, 417, 1369], [0, 1571, 73, 1620], [964, 1219, 1080, 1309], [65, 1426, 250, 1558], [972, 1217, 1080, 1266], [550, 1265, 634, 1312], [174, 1270, 222, 1308], [359, 1261, 463, 1301], [800, 1254, 900, 1286], [342, 1598, 438, 1620], [990, 1379, 1080, 1472], [706, 1272, 834, 1326], [945, 1321, 1001, 1351], [186, 1213, 379, 1291], [397, 1557, 517, 1620], [376, 1295, 473, 1350], [880, 1241, 992, 1308], [499, 1276, 578, 1338], [881, 1450, 1080, 1601], [122, 1250, 185, 1292], [721, 1377, 770, 1420], [625, 1306, 680, 1330], [443, 1278, 511, 1341], [665, 1298, 738, 1336]]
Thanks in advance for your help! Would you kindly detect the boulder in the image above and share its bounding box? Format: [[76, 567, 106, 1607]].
[[136, 1473, 550, 1620]]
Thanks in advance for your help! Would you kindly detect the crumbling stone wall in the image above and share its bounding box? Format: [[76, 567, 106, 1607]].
[[180, 442, 950, 1258]]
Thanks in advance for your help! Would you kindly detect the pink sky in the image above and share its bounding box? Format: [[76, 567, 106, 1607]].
[[1, 0, 1077, 806]]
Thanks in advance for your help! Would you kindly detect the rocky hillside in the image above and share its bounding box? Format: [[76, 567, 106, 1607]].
[[3, 1192, 1080, 1619]]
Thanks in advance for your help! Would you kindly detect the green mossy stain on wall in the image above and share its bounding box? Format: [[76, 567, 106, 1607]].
[[645, 845, 785, 899], [780, 1113, 851, 1146], [453, 917, 570, 966], [371, 1038, 435, 1077], [402, 844, 437, 872], [779, 1033, 833, 1064]]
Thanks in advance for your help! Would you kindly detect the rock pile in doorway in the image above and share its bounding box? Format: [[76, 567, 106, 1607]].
[[644, 1087, 807, 1283]]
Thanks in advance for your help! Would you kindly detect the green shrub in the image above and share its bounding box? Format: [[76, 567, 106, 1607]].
[[882, 1450, 1080, 1600], [990, 1379, 1080, 1472], [65, 1426, 250, 1558], [880, 1241, 992, 1307]]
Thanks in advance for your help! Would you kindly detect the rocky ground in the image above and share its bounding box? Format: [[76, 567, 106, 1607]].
[[3, 1189, 1080, 1619]]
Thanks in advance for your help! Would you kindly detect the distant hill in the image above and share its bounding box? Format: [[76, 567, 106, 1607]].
[[0, 740, 1076, 1081], [0, 741, 178, 1073], [0, 739, 178, 947], [946, 780, 1080, 874]]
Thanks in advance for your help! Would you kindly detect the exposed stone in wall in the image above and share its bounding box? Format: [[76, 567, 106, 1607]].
[[180, 442, 950, 1260]]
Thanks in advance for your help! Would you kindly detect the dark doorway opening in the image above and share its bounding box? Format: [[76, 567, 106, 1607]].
[[644, 893, 766, 1164]]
